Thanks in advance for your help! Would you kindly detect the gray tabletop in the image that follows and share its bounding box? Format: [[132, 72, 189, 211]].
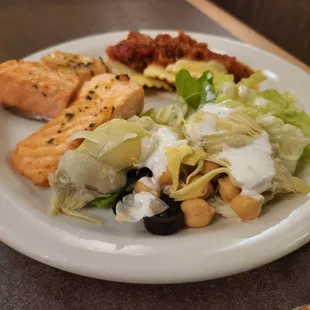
[[0, 1, 309, 309]]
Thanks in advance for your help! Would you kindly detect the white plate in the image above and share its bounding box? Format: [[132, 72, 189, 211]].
[[0, 30, 309, 284]]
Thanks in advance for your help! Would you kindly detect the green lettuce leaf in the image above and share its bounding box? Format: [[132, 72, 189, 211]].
[[91, 191, 121, 209], [91, 169, 141, 208], [240, 70, 266, 88], [213, 72, 234, 93], [214, 73, 310, 163], [143, 69, 215, 126], [141, 96, 188, 126], [251, 90, 310, 163], [175, 69, 214, 109], [217, 101, 310, 173], [260, 90, 310, 136]]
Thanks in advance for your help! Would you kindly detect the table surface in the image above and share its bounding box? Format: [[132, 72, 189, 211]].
[[0, 1, 309, 309]]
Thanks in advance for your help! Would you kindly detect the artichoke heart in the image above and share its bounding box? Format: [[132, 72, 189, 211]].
[[48, 119, 154, 218]]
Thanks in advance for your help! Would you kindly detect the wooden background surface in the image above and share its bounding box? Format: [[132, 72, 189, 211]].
[[212, 0, 310, 65]]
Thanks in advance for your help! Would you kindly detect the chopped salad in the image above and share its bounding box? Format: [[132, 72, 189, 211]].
[[48, 69, 310, 235]]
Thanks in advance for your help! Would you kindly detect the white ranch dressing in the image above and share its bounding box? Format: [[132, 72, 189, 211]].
[[254, 97, 270, 108], [201, 104, 234, 119], [238, 84, 248, 97], [141, 127, 186, 182], [185, 113, 217, 141], [185, 104, 234, 140], [115, 192, 168, 222], [205, 83, 216, 102], [218, 132, 275, 200], [220, 82, 235, 96], [262, 115, 276, 124], [140, 136, 156, 162]]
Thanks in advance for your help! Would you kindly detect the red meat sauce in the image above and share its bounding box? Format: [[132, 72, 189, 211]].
[[106, 31, 254, 82]]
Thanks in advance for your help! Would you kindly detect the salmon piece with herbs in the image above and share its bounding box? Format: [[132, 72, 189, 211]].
[[11, 73, 144, 186], [40, 51, 107, 84], [0, 52, 107, 120], [0, 60, 80, 120]]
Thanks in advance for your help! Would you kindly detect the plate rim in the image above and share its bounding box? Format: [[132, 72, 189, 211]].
[[1, 30, 310, 284]]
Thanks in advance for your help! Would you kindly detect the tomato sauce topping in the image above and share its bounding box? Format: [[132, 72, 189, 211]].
[[106, 31, 253, 82]]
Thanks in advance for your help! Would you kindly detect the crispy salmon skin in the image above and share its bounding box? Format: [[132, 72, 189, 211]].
[[11, 73, 144, 186], [0, 60, 80, 120]]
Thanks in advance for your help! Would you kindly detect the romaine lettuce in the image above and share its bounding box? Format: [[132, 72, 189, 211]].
[[216, 101, 310, 173], [214, 72, 310, 163]]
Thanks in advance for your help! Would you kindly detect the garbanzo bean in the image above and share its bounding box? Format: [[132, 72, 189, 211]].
[[201, 160, 221, 175], [189, 174, 214, 199], [218, 176, 241, 202], [159, 170, 173, 186], [231, 195, 262, 221], [134, 181, 160, 197], [181, 198, 215, 228]]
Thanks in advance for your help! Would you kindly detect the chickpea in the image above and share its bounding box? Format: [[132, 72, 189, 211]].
[[159, 170, 173, 186], [231, 195, 262, 221], [201, 160, 221, 175], [134, 181, 160, 197], [181, 199, 215, 228], [218, 176, 241, 202]]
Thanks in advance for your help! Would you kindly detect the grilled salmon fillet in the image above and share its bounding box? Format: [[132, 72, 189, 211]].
[[40, 51, 107, 84], [11, 73, 144, 186], [0, 52, 107, 120], [0, 60, 80, 120]]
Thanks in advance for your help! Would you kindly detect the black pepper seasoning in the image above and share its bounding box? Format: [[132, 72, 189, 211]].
[[65, 113, 75, 120]]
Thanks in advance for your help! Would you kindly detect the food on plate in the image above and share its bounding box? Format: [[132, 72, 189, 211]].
[[40, 51, 107, 83], [105, 58, 173, 91], [0, 60, 80, 120], [11, 73, 144, 186], [106, 31, 254, 89], [0, 52, 107, 120], [143, 194, 184, 235], [47, 68, 310, 234]]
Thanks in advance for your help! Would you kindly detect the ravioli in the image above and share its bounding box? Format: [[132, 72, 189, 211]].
[[143, 65, 176, 84], [105, 58, 173, 91], [166, 59, 227, 78]]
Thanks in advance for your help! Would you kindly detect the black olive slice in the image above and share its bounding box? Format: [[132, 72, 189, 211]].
[[143, 194, 185, 236]]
